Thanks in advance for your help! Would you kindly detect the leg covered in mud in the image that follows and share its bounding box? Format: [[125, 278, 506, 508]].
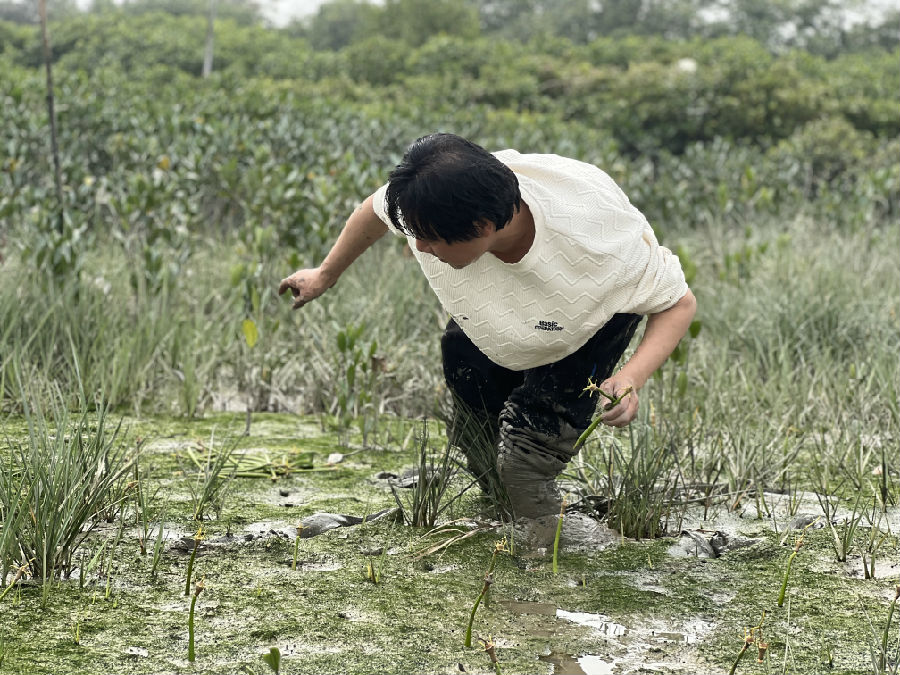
[[441, 314, 642, 520], [441, 320, 521, 506], [497, 313, 643, 519]]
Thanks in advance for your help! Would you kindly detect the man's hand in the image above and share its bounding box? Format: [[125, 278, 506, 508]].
[[278, 267, 334, 309], [598, 375, 638, 427]]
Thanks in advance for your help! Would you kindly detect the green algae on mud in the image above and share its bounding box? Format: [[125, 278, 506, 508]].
[[1, 412, 898, 675]]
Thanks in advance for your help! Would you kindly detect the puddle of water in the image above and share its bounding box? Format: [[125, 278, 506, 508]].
[[557, 609, 627, 637], [539, 651, 615, 675], [504, 600, 715, 673]]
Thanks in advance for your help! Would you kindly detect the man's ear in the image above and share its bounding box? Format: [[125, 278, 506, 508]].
[[476, 219, 497, 236]]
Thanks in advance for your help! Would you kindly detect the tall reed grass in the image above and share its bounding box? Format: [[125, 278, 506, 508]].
[[0, 373, 136, 606]]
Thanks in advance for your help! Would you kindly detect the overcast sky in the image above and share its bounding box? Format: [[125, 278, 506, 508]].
[[261, 0, 330, 27]]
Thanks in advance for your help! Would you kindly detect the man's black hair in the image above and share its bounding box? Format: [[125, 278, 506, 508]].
[[385, 133, 521, 243]]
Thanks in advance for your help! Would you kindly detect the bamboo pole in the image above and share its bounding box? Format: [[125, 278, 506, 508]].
[[37, 0, 64, 220], [202, 0, 217, 78]]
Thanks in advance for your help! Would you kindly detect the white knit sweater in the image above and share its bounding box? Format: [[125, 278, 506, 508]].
[[373, 149, 688, 371]]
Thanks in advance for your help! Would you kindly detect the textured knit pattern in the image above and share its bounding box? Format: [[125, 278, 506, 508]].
[[372, 149, 688, 370]]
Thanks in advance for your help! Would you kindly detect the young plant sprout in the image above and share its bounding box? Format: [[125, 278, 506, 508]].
[[263, 646, 281, 674], [465, 539, 508, 648], [552, 498, 566, 575], [574, 379, 634, 451], [729, 612, 765, 675], [188, 578, 205, 662], [778, 519, 818, 607], [478, 636, 501, 675], [185, 525, 204, 597], [0, 561, 32, 603]]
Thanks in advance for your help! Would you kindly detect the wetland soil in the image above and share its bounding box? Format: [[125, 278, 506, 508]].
[[1, 412, 897, 675]]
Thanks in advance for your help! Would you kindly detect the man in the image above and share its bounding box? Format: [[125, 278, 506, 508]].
[[279, 133, 696, 520]]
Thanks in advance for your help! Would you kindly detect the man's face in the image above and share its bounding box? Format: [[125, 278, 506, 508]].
[[414, 225, 494, 269]]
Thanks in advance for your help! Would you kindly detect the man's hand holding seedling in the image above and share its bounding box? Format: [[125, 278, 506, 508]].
[[597, 375, 637, 427], [583, 375, 637, 428]]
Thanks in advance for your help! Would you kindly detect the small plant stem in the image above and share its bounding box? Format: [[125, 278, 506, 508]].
[[573, 417, 603, 452], [729, 612, 765, 675], [777, 549, 797, 608], [185, 526, 203, 597], [881, 586, 900, 672], [188, 600, 196, 661], [465, 574, 493, 649], [0, 571, 24, 603], [573, 385, 633, 450], [479, 638, 501, 675], [552, 499, 566, 575], [729, 639, 752, 675], [778, 522, 815, 607], [187, 580, 204, 662], [465, 541, 506, 648]]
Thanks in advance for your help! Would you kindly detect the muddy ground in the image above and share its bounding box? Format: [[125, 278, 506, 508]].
[[1, 412, 897, 674]]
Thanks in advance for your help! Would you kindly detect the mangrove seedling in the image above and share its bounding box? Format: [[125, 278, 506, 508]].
[[185, 525, 204, 597], [778, 519, 817, 607], [465, 539, 508, 648], [188, 578, 205, 663], [729, 612, 765, 675], [552, 498, 566, 575], [364, 546, 388, 585], [71, 614, 80, 645], [574, 379, 633, 450], [263, 646, 281, 675], [478, 637, 501, 675], [0, 560, 31, 603]]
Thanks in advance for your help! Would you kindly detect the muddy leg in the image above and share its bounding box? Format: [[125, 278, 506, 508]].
[[441, 320, 521, 497], [497, 314, 643, 519]]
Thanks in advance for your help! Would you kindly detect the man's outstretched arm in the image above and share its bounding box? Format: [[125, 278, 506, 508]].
[[278, 193, 388, 309]]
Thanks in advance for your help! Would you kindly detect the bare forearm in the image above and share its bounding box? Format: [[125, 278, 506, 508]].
[[617, 289, 697, 390], [319, 194, 388, 284], [279, 193, 388, 309]]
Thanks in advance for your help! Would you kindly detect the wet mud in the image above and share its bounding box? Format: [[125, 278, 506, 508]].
[[0, 413, 897, 674]]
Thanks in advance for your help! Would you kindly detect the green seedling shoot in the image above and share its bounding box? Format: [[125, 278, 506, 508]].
[[188, 578, 204, 662], [574, 379, 634, 450], [552, 498, 566, 575], [365, 546, 388, 585], [778, 519, 817, 607], [729, 611, 765, 675], [71, 614, 80, 645], [478, 637, 502, 675], [0, 561, 31, 603], [185, 525, 204, 597], [465, 539, 508, 648], [263, 646, 281, 674]]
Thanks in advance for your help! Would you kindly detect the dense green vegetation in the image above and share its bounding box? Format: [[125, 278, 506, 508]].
[[1, 0, 897, 417], [0, 2, 898, 672]]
